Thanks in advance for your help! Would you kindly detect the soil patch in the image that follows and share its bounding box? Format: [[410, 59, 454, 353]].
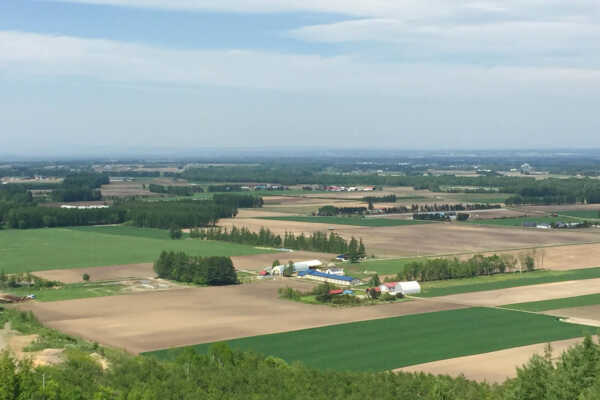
[[398, 337, 588, 383], [19, 280, 466, 354]]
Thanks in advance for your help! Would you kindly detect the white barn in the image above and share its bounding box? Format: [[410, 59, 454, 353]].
[[379, 281, 421, 295]]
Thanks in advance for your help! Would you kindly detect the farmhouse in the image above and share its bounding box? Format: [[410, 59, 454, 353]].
[[298, 270, 360, 286]]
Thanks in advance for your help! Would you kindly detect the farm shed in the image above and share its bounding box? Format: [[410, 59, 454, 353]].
[[298, 270, 360, 286], [270, 259, 323, 275], [396, 281, 421, 295]]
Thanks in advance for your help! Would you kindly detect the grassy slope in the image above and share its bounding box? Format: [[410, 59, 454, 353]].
[[417, 268, 600, 297], [0, 226, 272, 273], [503, 293, 600, 312], [146, 307, 589, 371], [261, 216, 431, 227]]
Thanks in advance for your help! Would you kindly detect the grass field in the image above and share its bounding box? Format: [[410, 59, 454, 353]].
[[4, 282, 125, 302], [503, 293, 600, 312], [443, 193, 512, 204], [0, 226, 273, 273], [145, 307, 589, 371], [467, 215, 583, 227], [261, 216, 431, 227], [417, 267, 600, 297], [557, 210, 600, 219]]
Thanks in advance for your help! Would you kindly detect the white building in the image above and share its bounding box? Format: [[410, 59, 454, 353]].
[[379, 281, 421, 296]]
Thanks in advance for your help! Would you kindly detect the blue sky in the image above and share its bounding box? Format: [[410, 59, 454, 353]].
[[1, 0, 600, 156]]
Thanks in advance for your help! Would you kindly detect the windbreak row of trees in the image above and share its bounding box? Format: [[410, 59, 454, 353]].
[[124, 200, 237, 229], [4, 207, 126, 229], [212, 193, 263, 208], [395, 254, 534, 282], [148, 184, 204, 196], [317, 205, 367, 216], [154, 251, 237, 285], [194, 226, 365, 256], [362, 194, 397, 203]]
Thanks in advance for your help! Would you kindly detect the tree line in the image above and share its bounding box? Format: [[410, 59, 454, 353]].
[[212, 193, 263, 208], [4, 206, 126, 229], [194, 226, 365, 256], [124, 200, 237, 229], [153, 251, 237, 285], [394, 254, 534, 282], [148, 184, 204, 196], [362, 194, 397, 203]]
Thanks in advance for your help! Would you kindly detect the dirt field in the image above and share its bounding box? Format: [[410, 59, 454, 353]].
[[545, 305, 600, 322], [34, 263, 155, 284], [222, 218, 600, 257], [462, 243, 600, 271], [432, 278, 600, 307], [398, 337, 588, 383], [101, 182, 157, 198], [19, 280, 466, 354], [512, 204, 600, 215]]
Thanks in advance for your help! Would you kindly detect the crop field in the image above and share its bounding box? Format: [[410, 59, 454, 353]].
[[344, 258, 421, 276], [557, 210, 600, 219], [260, 216, 432, 227], [146, 307, 589, 371], [467, 216, 584, 227], [0, 226, 272, 273], [19, 280, 465, 354], [503, 293, 600, 312], [417, 267, 600, 297]]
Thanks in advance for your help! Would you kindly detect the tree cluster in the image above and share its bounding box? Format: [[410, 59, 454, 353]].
[[51, 172, 109, 202], [123, 200, 237, 229], [5, 207, 125, 229], [362, 194, 397, 203], [212, 193, 263, 208], [207, 184, 244, 192], [154, 251, 237, 285], [395, 254, 533, 282], [317, 206, 368, 216], [148, 184, 204, 196]]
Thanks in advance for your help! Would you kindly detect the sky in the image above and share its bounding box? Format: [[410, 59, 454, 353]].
[[1, 0, 600, 156]]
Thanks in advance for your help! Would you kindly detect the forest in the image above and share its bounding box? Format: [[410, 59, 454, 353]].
[[4, 206, 126, 229], [123, 200, 237, 229], [50, 172, 109, 202], [153, 251, 237, 285], [212, 193, 263, 208]]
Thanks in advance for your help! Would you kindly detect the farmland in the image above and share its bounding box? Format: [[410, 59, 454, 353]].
[[466, 215, 585, 227], [503, 293, 600, 312], [146, 307, 589, 371], [0, 226, 273, 273], [260, 216, 431, 227], [417, 267, 600, 297]]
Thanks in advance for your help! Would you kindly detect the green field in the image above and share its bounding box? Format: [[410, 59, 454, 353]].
[[417, 267, 600, 297], [261, 216, 431, 227], [0, 226, 273, 273], [5, 282, 125, 302], [146, 307, 589, 371], [467, 215, 583, 227], [557, 210, 600, 219], [503, 293, 600, 312], [443, 192, 512, 204]]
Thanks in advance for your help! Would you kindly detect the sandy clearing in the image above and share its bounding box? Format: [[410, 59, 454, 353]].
[[34, 264, 156, 284], [545, 304, 600, 322], [19, 280, 466, 354], [433, 278, 600, 307], [398, 337, 588, 383]]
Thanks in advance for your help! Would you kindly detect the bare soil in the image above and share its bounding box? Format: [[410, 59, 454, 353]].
[[545, 305, 600, 322], [432, 278, 600, 307], [34, 263, 155, 284], [398, 337, 588, 383], [101, 182, 158, 198], [18, 280, 466, 354]]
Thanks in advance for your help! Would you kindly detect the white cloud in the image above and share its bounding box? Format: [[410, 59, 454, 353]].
[[1, 30, 600, 96]]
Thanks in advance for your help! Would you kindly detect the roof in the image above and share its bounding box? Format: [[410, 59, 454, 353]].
[[383, 282, 397, 288], [329, 289, 344, 295], [298, 270, 357, 282]]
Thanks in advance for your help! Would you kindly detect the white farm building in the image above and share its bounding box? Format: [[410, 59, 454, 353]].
[[379, 281, 421, 296]]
